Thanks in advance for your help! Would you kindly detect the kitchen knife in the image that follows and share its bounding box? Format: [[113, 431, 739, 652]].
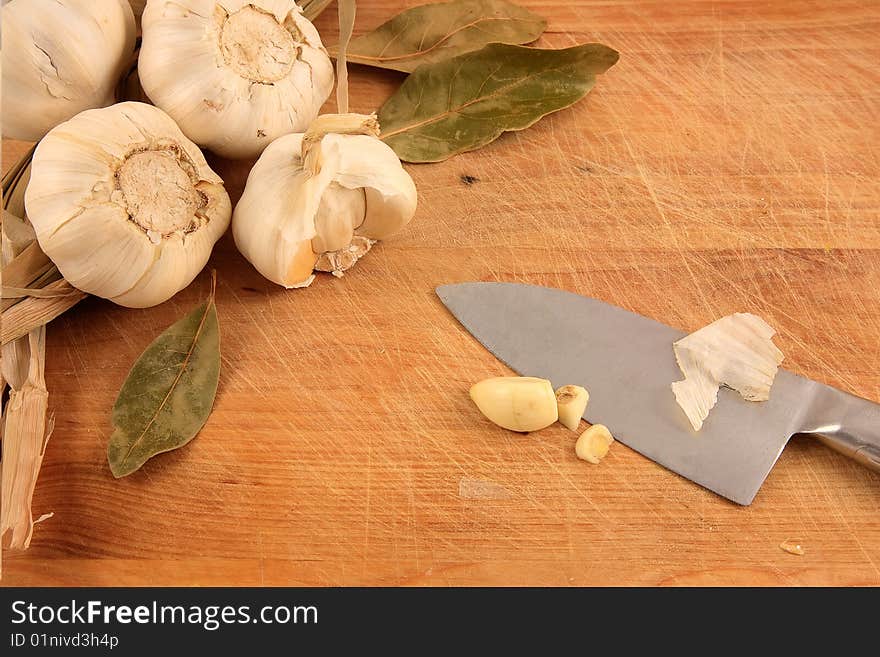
[[437, 282, 880, 505]]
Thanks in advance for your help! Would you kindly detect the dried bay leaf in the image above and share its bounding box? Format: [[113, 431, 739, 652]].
[[330, 0, 546, 73], [378, 42, 619, 163], [107, 279, 220, 478]]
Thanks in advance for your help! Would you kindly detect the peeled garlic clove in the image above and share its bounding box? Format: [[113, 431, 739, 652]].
[[1, 0, 136, 141], [139, 0, 334, 159], [671, 313, 784, 431], [25, 102, 231, 308], [233, 115, 418, 288], [575, 424, 614, 464], [555, 385, 589, 431], [469, 377, 559, 433]]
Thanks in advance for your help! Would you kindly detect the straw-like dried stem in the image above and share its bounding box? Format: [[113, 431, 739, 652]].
[[1, 327, 51, 552], [2, 281, 87, 346]]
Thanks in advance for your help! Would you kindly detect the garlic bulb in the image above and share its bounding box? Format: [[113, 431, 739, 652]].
[[139, 0, 334, 159], [233, 114, 418, 288], [1, 0, 136, 142], [24, 102, 231, 308], [672, 313, 785, 431]]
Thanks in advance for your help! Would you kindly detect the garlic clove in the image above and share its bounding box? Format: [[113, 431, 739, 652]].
[[25, 102, 231, 308], [575, 424, 614, 464], [312, 184, 367, 253], [139, 0, 334, 159], [555, 385, 589, 431], [1, 0, 136, 141], [469, 377, 559, 433]]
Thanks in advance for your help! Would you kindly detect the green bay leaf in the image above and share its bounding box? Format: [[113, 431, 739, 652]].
[[107, 294, 220, 478], [329, 0, 546, 73], [378, 42, 619, 163]]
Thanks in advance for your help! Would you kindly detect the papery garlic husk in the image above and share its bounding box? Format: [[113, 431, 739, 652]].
[[139, 0, 334, 159], [233, 117, 418, 287], [24, 102, 231, 308], [672, 313, 785, 431], [1, 0, 136, 142]]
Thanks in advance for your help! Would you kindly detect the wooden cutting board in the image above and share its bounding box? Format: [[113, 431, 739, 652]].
[[2, 0, 878, 586]]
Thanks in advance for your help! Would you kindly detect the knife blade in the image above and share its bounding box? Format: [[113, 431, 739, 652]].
[[437, 282, 880, 505]]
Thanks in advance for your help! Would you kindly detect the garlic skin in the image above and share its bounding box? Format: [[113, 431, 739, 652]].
[[1, 0, 136, 142], [139, 0, 334, 159], [672, 313, 785, 431], [233, 127, 418, 287], [24, 102, 231, 308]]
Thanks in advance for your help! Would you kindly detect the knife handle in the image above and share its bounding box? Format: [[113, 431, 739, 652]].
[[803, 384, 880, 473]]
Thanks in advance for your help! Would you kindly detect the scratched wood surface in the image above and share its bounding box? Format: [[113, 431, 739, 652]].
[[2, 0, 879, 586]]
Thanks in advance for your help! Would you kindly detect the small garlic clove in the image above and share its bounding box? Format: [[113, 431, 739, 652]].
[[232, 133, 326, 288], [326, 135, 419, 241], [575, 424, 614, 464], [469, 377, 558, 433], [555, 385, 589, 431]]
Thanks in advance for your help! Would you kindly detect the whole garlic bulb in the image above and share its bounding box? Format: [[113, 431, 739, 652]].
[[1, 0, 136, 142], [233, 114, 418, 288], [25, 102, 232, 308], [139, 0, 334, 159]]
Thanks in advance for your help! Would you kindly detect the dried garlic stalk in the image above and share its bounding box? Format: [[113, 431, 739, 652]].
[[672, 313, 784, 431], [1, 147, 74, 570], [1, 328, 51, 552], [2, 150, 86, 344]]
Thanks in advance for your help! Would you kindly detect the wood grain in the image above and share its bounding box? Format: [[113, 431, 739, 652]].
[[2, 0, 879, 587]]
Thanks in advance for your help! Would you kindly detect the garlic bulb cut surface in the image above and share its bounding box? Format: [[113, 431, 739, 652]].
[[1, 0, 136, 142], [139, 0, 334, 159], [671, 313, 785, 431], [233, 117, 418, 288], [24, 102, 231, 308]]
